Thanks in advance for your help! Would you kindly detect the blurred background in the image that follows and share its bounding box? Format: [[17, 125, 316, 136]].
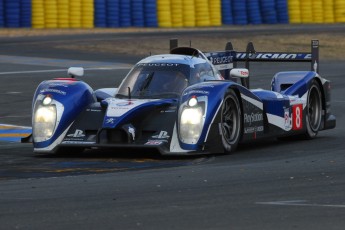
[[0, 0, 344, 29]]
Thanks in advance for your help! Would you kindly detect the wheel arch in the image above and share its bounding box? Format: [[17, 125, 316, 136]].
[[228, 85, 244, 123], [312, 77, 326, 119], [227, 85, 244, 141], [304, 77, 323, 139], [218, 87, 243, 154]]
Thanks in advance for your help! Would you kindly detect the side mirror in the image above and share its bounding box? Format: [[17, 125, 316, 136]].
[[230, 68, 249, 78], [68, 67, 84, 78]]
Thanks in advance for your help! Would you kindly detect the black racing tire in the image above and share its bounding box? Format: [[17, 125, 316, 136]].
[[220, 89, 242, 154], [304, 80, 322, 139]]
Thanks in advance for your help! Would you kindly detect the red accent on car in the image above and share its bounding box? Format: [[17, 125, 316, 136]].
[[292, 104, 303, 130], [53, 78, 78, 81]]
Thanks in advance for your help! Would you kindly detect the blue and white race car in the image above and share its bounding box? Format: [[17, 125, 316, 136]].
[[28, 40, 336, 155]]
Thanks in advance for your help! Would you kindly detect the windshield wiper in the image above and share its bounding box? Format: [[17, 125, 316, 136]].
[[138, 72, 154, 95]]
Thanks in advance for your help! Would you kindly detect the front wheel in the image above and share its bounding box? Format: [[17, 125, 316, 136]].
[[304, 80, 322, 139], [220, 89, 242, 154]]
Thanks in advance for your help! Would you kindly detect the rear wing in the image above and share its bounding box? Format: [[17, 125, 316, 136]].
[[169, 39, 319, 88]]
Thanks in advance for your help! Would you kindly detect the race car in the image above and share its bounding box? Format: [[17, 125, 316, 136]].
[[28, 39, 336, 155]]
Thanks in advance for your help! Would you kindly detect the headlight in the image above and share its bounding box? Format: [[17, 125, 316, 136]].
[[33, 104, 57, 142], [179, 106, 203, 144], [42, 95, 53, 105], [188, 96, 198, 107]]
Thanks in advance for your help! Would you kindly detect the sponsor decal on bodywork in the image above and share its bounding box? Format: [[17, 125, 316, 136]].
[[152, 131, 170, 139], [236, 52, 312, 60], [145, 140, 164, 145], [61, 141, 96, 144], [284, 108, 292, 130], [63, 129, 98, 144], [40, 89, 66, 95], [244, 126, 264, 134], [292, 104, 303, 130], [137, 63, 180, 67], [146, 131, 170, 145], [241, 93, 264, 139], [183, 90, 209, 96], [105, 98, 158, 117], [266, 103, 304, 131], [48, 83, 69, 88], [86, 109, 102, 112], [267, 105, 303, 132], [67, 129, 85, 138], [244, 112, 263, 126], [205, 51, 235, 70], [160, 106, 177, 113], [64, 129, 86, 142], [105, 118, 116, 124]]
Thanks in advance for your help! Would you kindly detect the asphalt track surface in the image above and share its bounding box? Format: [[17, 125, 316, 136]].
[[0, 25, 344, 229]]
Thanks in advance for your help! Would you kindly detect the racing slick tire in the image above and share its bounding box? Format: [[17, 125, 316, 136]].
[[220, 89, 242, 154], [304, 80, 322, 139]]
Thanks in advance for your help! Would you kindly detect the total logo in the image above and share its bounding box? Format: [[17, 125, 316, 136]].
[[284, 108, 292, 130], [152, 131, 170, 139], [67, 129, 85, 138]]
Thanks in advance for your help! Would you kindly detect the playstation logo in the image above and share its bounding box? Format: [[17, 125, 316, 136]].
[[67, 129, 85, 138]]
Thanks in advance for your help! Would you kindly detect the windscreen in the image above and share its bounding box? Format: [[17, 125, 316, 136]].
[[116, 63, 190, 99]]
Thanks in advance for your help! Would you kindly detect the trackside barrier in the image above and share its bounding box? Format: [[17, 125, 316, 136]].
[[0, 0, 344, 28]]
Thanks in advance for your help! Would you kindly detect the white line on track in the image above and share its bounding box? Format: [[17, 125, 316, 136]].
[[0, 55, 133, 76], [0, 54, 132, 68], [0, 67, 130, 75], [0, 123, 32, 129], [256, 200, 345, 208]]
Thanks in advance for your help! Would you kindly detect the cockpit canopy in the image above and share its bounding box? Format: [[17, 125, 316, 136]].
[[115, 54, 223, 99]]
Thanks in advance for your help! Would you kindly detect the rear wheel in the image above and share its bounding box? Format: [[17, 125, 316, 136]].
[[220, 90, 242, 154], [304, 80, 322, 139]]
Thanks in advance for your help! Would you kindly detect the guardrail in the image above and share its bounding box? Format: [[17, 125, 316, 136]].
[[0, 0, 344, 29]]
